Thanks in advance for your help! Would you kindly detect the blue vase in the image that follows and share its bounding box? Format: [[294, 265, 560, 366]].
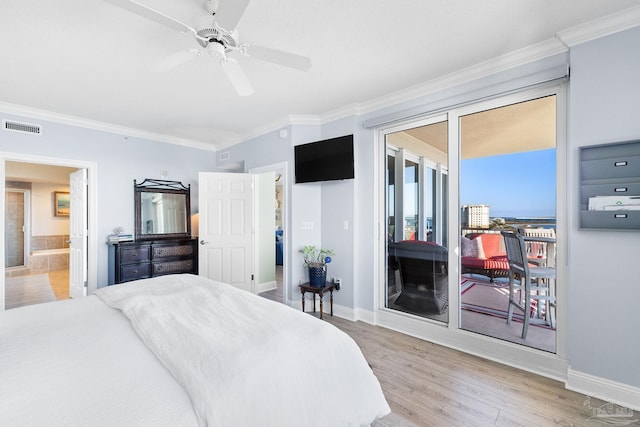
[[308, 265, 327, 287]]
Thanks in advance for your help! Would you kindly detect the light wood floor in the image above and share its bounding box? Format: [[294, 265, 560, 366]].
[[48, 269, 70, 300], [322, 315, 611, 427]]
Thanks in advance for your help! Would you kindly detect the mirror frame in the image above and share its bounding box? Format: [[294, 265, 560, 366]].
[[134, 179, 191, 241]]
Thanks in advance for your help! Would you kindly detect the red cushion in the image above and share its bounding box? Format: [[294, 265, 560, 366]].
[[461, 256, 509, 271], [465, 233, 505, 258], [482, 257, 510, 270]]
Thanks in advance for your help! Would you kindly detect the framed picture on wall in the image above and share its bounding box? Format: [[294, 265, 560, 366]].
[[54, 191, 70, 217]]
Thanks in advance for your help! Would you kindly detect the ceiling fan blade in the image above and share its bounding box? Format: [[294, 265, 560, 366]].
[[153, 49, 202, 72], [214, 0, 251, 31], [103, 0, 198, 37], [244, 45, 311, 72], [221, 58, 254, 96]]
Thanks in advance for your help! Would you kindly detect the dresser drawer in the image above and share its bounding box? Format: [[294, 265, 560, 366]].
[[120, 246, 151, 263], [109, 238, 198, 285], [153, 260, 195, 276], [152, 243, 195, 259], [120, 263, 151, 282]]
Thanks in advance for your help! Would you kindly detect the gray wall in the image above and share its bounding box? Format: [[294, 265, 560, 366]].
[[221, 27, 640, 392], [0, 113, 216, 287], [566, 26, 640, 387]]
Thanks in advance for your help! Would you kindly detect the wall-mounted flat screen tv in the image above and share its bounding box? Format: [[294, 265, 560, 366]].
[[294, 134, 354, 183]]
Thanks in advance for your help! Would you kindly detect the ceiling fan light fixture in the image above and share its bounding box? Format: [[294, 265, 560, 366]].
[[196, 16, 237, 49], [203, 0, 219, 15], [208, 41, 226, 58], [105, 0, 310, 97]]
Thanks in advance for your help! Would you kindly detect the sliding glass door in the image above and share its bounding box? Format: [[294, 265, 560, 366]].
[[458, 95, 557, 352], [384, 116, 449, 322], [380, 87, 561, 354]]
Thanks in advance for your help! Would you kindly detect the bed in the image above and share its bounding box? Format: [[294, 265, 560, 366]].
[[0, 274, 390, 426]]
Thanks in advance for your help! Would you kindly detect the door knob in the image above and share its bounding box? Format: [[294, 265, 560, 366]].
[[200, 240, 209, 245]]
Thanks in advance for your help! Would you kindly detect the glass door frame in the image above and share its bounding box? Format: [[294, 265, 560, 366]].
[[379, 113, 450, 324], [374, 82, 567, 374]]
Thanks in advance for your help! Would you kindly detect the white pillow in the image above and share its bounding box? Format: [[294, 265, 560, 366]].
[[461, 236, 486, 259], [461, 236, 476, 257]]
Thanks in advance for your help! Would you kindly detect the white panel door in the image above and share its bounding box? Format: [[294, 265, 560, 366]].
[[198, 172, 254, 292], [69, 169, 87, 298]]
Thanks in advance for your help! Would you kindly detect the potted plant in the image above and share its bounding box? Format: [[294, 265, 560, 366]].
[[300, 246, 335, 287]]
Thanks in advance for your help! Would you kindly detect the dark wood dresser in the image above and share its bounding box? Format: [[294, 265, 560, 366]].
[[108, 238, 198, 285]]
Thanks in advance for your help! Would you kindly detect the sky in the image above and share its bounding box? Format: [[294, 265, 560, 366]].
[[460, 148, 556, 218]]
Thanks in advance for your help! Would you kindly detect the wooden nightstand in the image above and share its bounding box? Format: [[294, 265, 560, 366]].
[[299, 282, 335, 319]]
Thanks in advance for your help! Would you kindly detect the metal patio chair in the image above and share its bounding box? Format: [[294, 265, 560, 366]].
[[501, 231, 556, 339]]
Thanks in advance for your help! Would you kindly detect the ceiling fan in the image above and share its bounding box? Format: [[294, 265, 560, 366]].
[[104, 0, 312, 96]]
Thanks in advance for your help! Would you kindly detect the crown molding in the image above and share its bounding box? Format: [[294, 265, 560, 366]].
[[556, 5, 640, 47], [229, 6, 640, 149], [357, 38, 567, 118], [0, 101, 217, 152], [288, 114, 323, 126], [228, 38, 567, 148]]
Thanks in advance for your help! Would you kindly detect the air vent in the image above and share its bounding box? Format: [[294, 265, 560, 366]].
[[3, 120, 42, 135]]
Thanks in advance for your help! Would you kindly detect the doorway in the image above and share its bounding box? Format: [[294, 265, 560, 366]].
[[250, 162, 288, 304], [1, 153, 98, 311], [4, 162, 77, 309]]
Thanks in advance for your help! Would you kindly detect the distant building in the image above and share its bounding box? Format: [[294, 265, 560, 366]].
[[461, 204, 490, 228]]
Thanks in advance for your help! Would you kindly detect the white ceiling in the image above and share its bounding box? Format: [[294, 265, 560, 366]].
[[2, 0, 640, 151]]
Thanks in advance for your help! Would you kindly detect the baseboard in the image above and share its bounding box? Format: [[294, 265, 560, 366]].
[[256, 280, 276, 294], [567, 368, 640, 412], [328, 303, 376, 324], [331, 304, 357, 321]]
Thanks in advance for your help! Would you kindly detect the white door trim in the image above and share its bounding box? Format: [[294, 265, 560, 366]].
[[0, 152, 98, 310], [249, 162, 289, 304]]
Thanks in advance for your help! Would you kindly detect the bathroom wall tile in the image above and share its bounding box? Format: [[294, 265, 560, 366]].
[[31, 236, 47, 251], [6, 217, 20, 230], [29, 256, 48, 273], [6, 268, 29, 278], [46, 235, 63, 250], [6, 228, 22, 241], [6, 181, 31, 190], [6, 203, 24, 219], [49, 254, 69, 270], [6, 192, 24, 203]]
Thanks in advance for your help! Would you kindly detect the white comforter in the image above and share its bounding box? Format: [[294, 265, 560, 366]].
[[95, 274, 389, 426], [0, 293, 199, 426]]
